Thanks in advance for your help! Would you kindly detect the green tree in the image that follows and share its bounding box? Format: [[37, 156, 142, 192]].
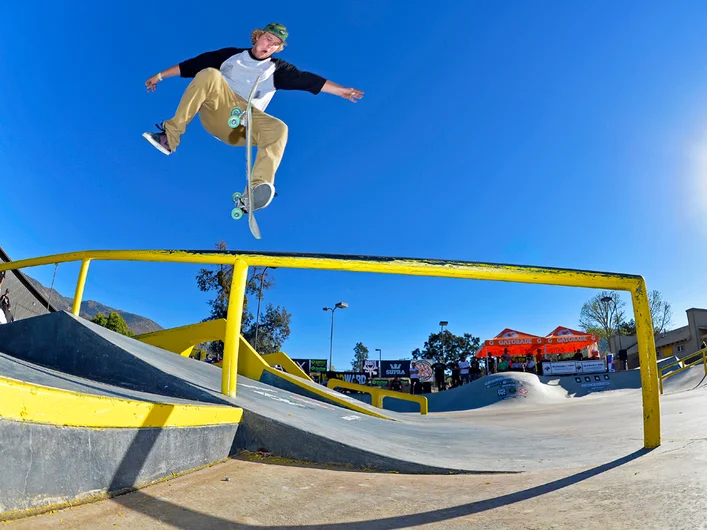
[[91, 311, 134, 337], [242, 304, 292, 354], [579, 291, 626, 351], [411, 330, 480, 364], [351, 342, 369, 371], [620, 320, 637, 335], [580, 290, 673, 350], [648, 290, 673, 334], [195, 241, 288, 358]]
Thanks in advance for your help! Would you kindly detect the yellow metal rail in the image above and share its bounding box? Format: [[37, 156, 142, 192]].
[[659, 348, 707, 394], [327, 378, 428, 414], [0, 249, 660, 447]]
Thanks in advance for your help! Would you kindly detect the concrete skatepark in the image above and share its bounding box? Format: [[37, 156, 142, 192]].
[[0, 250, 705, 528]]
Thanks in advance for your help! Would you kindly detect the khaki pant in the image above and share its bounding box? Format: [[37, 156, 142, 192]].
[[163, 68, 288, 188]]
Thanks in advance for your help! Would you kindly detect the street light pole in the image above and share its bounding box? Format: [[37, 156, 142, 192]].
[[324, 302, 348, 371], [439, 320, 448, 360], [375, 348, 382, 378]]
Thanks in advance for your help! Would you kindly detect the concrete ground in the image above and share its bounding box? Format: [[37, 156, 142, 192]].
[[8, 379, 707, 529]]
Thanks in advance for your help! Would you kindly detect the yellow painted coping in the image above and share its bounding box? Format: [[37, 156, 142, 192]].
[[0, 376, 242, 428], [261, 352, 313, 381], [327, 378, 429, 415]]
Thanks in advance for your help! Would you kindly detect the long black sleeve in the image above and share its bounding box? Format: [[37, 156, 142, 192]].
[[273, 59, 327, 94]]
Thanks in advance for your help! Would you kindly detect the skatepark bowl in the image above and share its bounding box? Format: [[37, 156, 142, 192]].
[[0, 249, 670, 523]]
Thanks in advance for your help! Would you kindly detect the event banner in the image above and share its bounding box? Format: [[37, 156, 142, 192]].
[[542, 360, 606, 376], [578, 360, 606, 374], [380, 360, 411, 378]]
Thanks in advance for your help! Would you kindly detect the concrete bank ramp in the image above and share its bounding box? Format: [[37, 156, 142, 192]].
[[1, 312, 571, 475], [661, 364, 707, 394], [351, 370, 645, 413]]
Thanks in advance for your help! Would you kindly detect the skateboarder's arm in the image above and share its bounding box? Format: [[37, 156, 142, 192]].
[[321, 80, 364, 103]]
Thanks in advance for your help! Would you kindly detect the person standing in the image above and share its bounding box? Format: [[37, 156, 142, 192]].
[[0, 289, 13, 323], [409, 362, 420, 394]]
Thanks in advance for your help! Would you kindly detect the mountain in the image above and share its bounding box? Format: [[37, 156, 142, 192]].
[[26, 276, 163, 335]]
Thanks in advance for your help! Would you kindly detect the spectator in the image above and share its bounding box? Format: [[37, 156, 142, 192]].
[[409, 362, 420, 394], [0, 270, 5, 291], [0, 289, 12, 323], [511, 358, 524, 372], [525, 355, 537, 374], [388, 375, 403, 392], [497, 358, 510, 372], [487, 356, 496, 375], [458, 356, 471, 385], [618, 349, 628, 370], [470, 358, 482, 381], [450, 361, 461, 388], [573, 349, 584, 361], [432, 360, 447, 391]]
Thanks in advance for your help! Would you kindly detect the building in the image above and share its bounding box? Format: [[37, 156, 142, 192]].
[[0, 247, 58, 320], [608, 308, 707, 369]]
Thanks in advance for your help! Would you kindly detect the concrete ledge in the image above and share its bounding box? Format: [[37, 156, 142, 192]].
[[0, 419, 239, 518]]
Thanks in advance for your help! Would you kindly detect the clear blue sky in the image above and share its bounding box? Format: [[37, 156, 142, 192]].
[[2, 2, 707, 369]]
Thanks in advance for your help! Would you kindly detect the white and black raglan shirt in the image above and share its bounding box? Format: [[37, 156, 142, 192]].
[[178, 47, 327, 112]]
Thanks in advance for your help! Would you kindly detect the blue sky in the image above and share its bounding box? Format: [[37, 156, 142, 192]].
[[2, 1, 707, 369]]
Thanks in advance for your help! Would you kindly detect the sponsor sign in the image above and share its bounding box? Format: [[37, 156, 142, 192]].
[[310, 359, 328, 373], [290, 359, 328, 374], [412, 360, 434, 383], [543, 360, 606, 376], [330, 372, 368, 385], [579, 360, 606, 374], [547, 361, 580, 375], [380, 360, 411, 378], [291, 359, 310, 374], [362, 360, 379, 378]]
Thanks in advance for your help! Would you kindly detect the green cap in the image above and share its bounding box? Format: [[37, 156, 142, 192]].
[[263, 22, 288, 43]]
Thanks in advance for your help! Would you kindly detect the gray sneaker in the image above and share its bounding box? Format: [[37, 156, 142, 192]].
[[142, 123, 172, 155], [238, 183, 276, 213]]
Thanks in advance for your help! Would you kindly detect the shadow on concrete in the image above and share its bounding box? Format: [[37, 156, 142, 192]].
[[102, 448, 651, 529], [107, 405, 178, 495]]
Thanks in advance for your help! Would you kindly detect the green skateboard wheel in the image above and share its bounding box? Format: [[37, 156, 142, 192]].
[[228, 116, 241, 129], [232, 192, 242, 203], [231, 108, 243, 116], [231, 208, 243, 220]]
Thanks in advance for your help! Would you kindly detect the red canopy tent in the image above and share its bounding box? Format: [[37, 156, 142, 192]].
[[542, 326, 598, 355], [475, 328, 548, 358]]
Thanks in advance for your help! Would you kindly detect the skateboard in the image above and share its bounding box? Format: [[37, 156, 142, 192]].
[[229, 75, 263, 239]]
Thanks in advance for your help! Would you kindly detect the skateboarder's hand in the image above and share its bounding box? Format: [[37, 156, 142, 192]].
[[339, 87, 364, 103], [145, 74, 162, 92]]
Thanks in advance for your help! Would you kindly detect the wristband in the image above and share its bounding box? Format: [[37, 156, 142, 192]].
[[157, 72, 163, 81]]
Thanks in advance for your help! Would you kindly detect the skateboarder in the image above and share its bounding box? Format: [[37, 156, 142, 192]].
[[142, 22, 364, 212]]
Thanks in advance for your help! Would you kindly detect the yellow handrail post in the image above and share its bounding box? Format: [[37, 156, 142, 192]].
[[632, 279, 661, 448], [72, 259, 91, 316], [703, 350, 706, 376], [221, 258, 249, 398]]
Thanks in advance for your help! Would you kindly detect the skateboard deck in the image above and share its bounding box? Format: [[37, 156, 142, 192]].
[[230, 75, 263, 239]]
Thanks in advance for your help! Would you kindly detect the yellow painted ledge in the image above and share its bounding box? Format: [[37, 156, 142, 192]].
[[0, 376, 242, 429]]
